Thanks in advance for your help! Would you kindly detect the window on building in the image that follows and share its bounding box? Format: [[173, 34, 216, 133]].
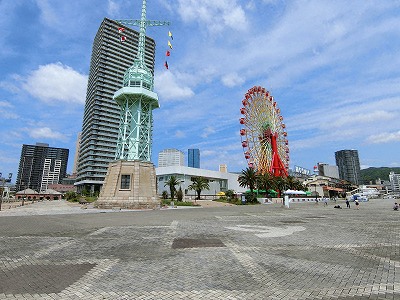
[[120, 174, 131, 190]]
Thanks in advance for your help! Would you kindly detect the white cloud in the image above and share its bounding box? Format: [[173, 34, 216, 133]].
[[0, 110, 18, 120], [366, 131, 400, 144], [107, 0, 120, 16], [0, 101, 12, 108], [174, 130, 186, 138], [221, 72, 244, 87], [22, 63, 88, 104], [36, 0, 58, 26], [0, 101, 18, 119], [201, 126, 216, 138], [177, 0, 248, 33], [0, 78, 21, 94], [155, 71, 194, 100], [324, 110, 396, 129], [26, 127, 68, 141]]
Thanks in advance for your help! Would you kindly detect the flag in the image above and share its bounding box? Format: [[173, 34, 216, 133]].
[[118, 27, 125, 34], [168, 40, 173, 49], [120, 36, 126, 42], [168, 31, 173, 40], [166, 50, 170, 56], [164, 61, 169, 69]]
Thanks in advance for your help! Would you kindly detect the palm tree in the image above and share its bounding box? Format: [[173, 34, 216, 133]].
[[274, 176, 288, 198], [238, 167, 257, 193], [164, 176, 180, 201], [285, 176, 305, 191], [257, 172, 275, 195], [188, 177, 210, 202]]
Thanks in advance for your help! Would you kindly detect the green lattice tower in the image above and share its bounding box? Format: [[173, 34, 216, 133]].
[[114, 0, 170, 161]]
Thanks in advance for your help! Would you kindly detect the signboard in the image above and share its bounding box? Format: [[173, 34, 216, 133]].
[[294, 165, 311, 176]]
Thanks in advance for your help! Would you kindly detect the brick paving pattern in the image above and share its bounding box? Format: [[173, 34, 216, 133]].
[[0, 198, 399, 299]]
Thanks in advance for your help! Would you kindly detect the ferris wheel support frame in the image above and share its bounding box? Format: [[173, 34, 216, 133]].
[[270, 133, 288, 177]]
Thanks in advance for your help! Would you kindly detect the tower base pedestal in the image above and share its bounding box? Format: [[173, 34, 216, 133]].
[[95, 160, 159, 209]]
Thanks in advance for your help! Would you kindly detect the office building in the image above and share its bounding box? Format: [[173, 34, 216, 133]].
[[188, 148, 200, 168], [16, 143, 69, 192], [158, 149, 184, 167], [335, 149, 361, 185], [317, 163, 339, 179], [75, 18, 156, 193], [389, 171, 400, 192]]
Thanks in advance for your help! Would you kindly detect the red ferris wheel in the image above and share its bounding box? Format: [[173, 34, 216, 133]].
[[239, 86, 289, 176]]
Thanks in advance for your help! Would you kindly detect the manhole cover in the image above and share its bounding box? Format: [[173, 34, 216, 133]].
[[0, 263, 96, 294], [172, 238, 225, 249]]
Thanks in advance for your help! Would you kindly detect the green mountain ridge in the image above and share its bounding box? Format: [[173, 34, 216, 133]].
[[360, 167, 400, 183]]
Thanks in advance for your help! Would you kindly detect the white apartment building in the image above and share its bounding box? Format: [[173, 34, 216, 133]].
[[158, 149, 184, 167], [40, 159, 62, 192], [389, 171, 400, 192]]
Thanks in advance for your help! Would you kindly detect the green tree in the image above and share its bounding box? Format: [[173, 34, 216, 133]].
[[274, 176, 288, 197], [284, 176, 305, 191], [188, 177, 210, 202], [176, 187, 183, 202], [64, 191, 79, 202], [257, 172, 275, 195], [225, 189, 235, 201], [161, 190, 168, 200], [238, 167, 257, 193], [164, 176, 180, 201]]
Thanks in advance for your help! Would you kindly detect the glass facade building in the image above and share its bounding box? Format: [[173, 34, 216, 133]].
[[75, 18, 156, 193], [335, 149, 361, 185], [188, 149, 200, 168]]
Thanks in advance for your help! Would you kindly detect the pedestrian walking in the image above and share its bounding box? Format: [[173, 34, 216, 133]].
[[323, 197, 328, 206], [346, 199, 350, 208], [355, 199, 359, 210], [393, 202, 399, 211]]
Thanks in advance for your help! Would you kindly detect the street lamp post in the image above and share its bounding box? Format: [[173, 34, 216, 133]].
[[21, 180, 26, 207]]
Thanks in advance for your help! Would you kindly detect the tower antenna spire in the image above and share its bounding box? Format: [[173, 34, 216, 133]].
[[137, 0, 147, 64]]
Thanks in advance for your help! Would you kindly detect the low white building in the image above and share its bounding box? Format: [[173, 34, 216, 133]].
[[156, 166, 246, 198]]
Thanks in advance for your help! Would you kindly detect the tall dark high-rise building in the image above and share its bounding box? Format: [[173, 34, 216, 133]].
[[188, 149, 200, 168], [335, 149, 361, 185], [16, 143, 69, 192], [75, 18, 156, 193]]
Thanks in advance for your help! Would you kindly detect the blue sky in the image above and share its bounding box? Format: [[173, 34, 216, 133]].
[[1, 0, 400, 180]]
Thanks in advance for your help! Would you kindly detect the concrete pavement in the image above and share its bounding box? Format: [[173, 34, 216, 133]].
[[0, 198, 399, 299]]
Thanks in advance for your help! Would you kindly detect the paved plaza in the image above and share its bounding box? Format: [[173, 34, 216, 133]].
[[0, 198, 399, 299]]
